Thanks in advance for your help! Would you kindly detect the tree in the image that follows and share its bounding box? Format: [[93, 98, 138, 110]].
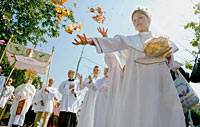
[[184, 2, 200, 69], [0, 0, 76, 88], [0, 0, 76, 46]]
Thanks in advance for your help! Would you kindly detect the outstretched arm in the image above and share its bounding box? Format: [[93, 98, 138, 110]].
[[72, 33, 128, 53]]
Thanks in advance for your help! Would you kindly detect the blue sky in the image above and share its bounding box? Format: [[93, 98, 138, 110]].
[[29, 0, 199, 99]]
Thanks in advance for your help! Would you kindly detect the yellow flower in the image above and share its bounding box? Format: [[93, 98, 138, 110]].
[[58, 14, 63, 21], [73, 3, 77, 8], [62, 8, 70, 16], [65, 29, 73, 34], [55, 5, 62, 13], [78, 22, 83, 29], [51, 0, 67, 5], [68, 23, 76, 30]]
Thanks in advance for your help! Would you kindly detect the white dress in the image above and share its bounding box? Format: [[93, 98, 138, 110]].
[[0, 85, 15, 108], [93, 77, 108, 127], [92, 31, 186, 127], [104, 52, 125, 127], [77, 76, 100, 127]]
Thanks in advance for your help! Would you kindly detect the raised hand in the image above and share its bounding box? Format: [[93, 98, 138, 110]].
[[88, 75, 92, 83], [77, 73, 83, 81], [97, 27, 108, 37], [72, 34, 93, 45]]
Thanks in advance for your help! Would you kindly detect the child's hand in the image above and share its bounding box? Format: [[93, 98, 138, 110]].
[[73, 34, 93, 45], [41, 100, 45, 106], [97, 27, 108, 37]]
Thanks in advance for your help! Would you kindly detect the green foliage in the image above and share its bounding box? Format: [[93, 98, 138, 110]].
[[0, 0, 76, 88], [0, 0, 75, 46], [185, 108, 200, 126], [32, 76, 42, 89], [184, 2, 200, 70], [185, 61, 194, 70]]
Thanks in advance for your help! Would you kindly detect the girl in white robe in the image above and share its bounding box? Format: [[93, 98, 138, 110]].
[[97, 27, 126, 127], [93, 67, 109, 127], [73, 8, 186, 127], [77, 66, 101, 127], [104, 52, 125, 127]]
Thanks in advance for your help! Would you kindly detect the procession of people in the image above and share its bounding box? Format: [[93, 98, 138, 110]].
[[0, 7, 200, 127]]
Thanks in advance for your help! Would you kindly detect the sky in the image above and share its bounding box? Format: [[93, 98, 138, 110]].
[[27, 0, 200, 99]]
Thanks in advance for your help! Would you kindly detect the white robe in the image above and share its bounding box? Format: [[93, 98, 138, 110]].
[[92, 31, 186, 127], [32, 88, 44, 112], [10, 83, 35, 115], [93, 77, 109, 127], [59, 80, 80, 113], [0, 85, 15, 108], [8, 83, 35, 126], [77, 76, 100, 127], [42, 86, 57, 113], [0, 75, 6, 93], [104, 52, 125, 127]]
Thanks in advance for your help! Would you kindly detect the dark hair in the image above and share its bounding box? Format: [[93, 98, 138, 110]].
[[131, 9, 151, 22], [93, 66, 100, 71]]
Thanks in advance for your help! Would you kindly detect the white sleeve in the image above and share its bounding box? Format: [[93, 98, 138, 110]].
[[49, 88, 57, 99], [92, 35, 128, 53], [59, 81, 69, 95]]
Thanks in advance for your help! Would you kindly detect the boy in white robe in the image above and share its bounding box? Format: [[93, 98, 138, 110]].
[[0, 78, 14, 109], [8, 79, 36, 127], [58, 70, 82, 127], [32, 82, 44, 112], [34, 78, 57, 127]]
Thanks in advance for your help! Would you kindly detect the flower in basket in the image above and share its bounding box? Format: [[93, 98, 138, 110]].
[[144, 36, 171, 57]]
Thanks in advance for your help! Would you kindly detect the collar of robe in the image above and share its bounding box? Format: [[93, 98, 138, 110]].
[[118, 31, 153, 52], [68, 79, 74, 81]]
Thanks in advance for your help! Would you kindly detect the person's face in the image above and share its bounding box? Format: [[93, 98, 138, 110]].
[[93, 68, 100, 76], [40, 82, 44, 88], [68, 71, 75, 79], [132, 12, 150, 32], [49, 79, 54, 86], [7, 78, 12, 86]]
